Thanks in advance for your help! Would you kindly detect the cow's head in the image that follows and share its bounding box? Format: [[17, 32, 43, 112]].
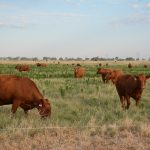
[[37, 99, 51, 118], [97, 68, 102, 74], [105, 72, 112, 81], [135, 74, 150, 89]]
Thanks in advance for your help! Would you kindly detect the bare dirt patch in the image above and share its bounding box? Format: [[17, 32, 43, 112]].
[[0, 129, 149, 150]]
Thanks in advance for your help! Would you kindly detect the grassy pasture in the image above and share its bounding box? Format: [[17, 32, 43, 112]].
[[0, 61, 150, 149]]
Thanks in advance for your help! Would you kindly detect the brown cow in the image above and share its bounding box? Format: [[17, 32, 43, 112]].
[[74, 66, 85, 78], [115, 74, 150, 109], [0, 75, 51, 117], [99, 63, 102, 66], [106, 69, 124, 84], [36, 63, 48, 67], [97, 68, 113, 83], [15, 64, 30, 72], [128, 63, 132, 68], [144, 64, 148, 68]]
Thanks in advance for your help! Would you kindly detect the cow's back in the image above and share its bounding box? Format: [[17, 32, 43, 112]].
[[0, 75, 43, 105], [115, 74, 138, 96]]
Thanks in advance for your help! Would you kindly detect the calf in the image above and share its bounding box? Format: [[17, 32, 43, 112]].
[[115, 74, 150, 109]]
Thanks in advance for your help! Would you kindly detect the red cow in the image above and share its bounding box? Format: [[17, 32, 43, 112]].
[[74, 67, 85, 78], [97, 68, 113, 83], [36, 63, 48, 67], [106, 70, 124, 84], [0, 75, 51, 117], [115, 74, 150, 109], [15, 64, 31, 72]]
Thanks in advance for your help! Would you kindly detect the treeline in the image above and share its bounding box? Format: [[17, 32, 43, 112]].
[[0, 56, 149, 61]]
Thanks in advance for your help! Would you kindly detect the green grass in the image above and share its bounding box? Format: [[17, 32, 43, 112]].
[[0, 62, 150, 136]]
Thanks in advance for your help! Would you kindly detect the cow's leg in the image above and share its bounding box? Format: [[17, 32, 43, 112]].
[[136, 99, 140, 107], [126, 96, 130, 109], [102, 75, 105, 83], [120, 96, 125, 109], [24, 109, 29, 117], [11, 100, 21, 114]]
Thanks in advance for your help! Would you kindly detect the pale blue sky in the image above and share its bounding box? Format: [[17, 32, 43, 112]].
[[0, 0, 150, 59]]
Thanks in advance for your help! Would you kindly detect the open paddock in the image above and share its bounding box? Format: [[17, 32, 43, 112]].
[[0, 61, 150, 149]]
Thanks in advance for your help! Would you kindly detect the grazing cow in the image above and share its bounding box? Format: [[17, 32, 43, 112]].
[[0, 75, 51, 117], [106, 70, 124, 84], [128, 63, 132, 68], [99, 63, 102, 66], [36, 63, 48, 67], [15, 64, 30, 72], [144, 64, 148, 68], [115, 74, 150, 109], [74, 66, 85, 78], [97, 68, 113, 83], [76, 63, 81, 67]]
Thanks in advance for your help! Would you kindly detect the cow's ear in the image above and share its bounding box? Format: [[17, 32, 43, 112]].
[[45, 99, 49, 102]]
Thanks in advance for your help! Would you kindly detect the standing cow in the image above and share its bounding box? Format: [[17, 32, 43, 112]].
[[74, 66, 85, 78], [128, 63, 132, 68], [115, 74, 150, 109], [97, 68, 113, 83], [0, 75, 51, 117]]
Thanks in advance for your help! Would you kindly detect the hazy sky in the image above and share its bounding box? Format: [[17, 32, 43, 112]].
[[0, 0, 150, 59]]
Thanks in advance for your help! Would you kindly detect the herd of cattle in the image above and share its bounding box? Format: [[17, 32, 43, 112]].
[[0, 62, 149, 118]]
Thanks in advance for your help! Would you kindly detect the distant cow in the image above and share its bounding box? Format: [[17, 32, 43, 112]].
[[0, 75, 51, 117], [15, 64, 30, 72], [74, 66, 85, 78], [97, 68, 113, 83], [99, 63, 102, 66], [144, 65, 148, 68], [106, 70, 124, 84], [76, 63, 81, 67], [115, 74, 150, 109], [128, 63, 132, 68], [36, 63, 48, 67]]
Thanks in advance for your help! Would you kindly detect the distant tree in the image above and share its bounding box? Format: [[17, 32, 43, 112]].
[[20, 57, 30, 61], [13, 57, 20, 61], [125, 57, 135, 61], [32, 57, 38, 61], [91, 56, 99, 61], [50, 57, 57, 60], [76, 57, 83, 61], [85, 58, 90, 60], [43, 57, 50, 61], [59, 57, 63, 61], [115, 57, 119, 61]]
